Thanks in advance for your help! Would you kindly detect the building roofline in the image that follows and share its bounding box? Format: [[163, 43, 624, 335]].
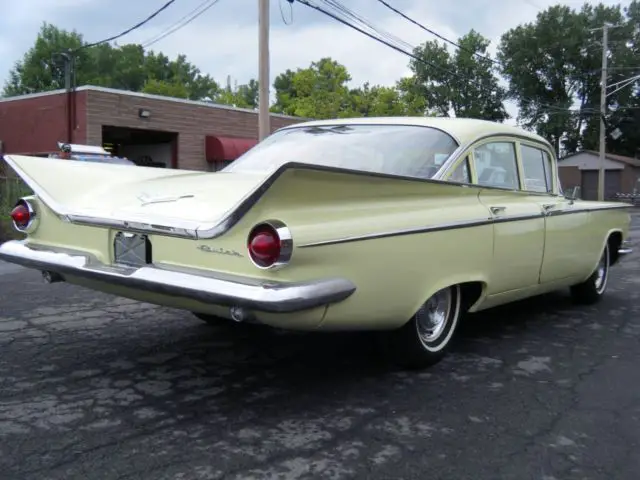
[[559, 149, 640, 167], [0, 85, 306, 121], [0, 88, 69, 103]]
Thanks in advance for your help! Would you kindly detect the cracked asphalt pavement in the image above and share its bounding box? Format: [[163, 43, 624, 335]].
[[1, 215, 639, 480]]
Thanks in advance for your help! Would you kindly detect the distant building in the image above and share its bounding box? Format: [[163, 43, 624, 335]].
[[558, 150, 640, 200], [0, 86, 304, 171]]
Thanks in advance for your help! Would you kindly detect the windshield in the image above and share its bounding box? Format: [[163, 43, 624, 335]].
[[223, 124, 459, 179]]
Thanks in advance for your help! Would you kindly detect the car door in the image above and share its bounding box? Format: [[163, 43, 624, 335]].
[[518, 142, 592, 283], [471, 139, 546, 295]]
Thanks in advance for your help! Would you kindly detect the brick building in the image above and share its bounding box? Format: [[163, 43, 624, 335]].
[[0, 86, 305, 171], [558, 150, 640, 200]]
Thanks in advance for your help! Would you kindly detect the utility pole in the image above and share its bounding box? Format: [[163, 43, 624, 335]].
[[258, 0, 270, 142], [597, 23, 609, 201], [60, 50, 74, 144]]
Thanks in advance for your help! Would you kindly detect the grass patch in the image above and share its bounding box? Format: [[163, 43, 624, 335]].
[[0, 174, 32, 242]]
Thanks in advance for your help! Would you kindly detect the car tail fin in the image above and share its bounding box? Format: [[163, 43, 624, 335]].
[[2, 154, 188, 214]]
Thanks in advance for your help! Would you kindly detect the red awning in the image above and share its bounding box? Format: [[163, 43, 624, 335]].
[[205, 135, 257, 163]]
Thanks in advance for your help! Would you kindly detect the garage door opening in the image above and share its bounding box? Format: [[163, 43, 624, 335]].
[[102, 126, 178, 168], [581, 169, 622, 201]]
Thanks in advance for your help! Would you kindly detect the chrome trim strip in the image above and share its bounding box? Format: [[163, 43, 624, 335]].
[[65, 214, 200, 239], [299, 213, 544, 248], [0, 240, 356, 313], [545, 204, 631, 217], [298, 204, 632, 248]]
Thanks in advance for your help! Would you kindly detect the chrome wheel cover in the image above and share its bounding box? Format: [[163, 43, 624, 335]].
[[416, 288, 453, 347], [594, 246, 609, 294]]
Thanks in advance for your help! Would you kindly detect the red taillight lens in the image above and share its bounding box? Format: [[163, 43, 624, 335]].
[[248, 224, 281, 268], [10, 204, 30, 228]]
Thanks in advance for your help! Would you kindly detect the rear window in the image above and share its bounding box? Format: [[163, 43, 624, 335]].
[[223, 124, 459, 179]]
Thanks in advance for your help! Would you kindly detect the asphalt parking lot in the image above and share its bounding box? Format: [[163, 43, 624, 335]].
[[1, 215, 639, 480]]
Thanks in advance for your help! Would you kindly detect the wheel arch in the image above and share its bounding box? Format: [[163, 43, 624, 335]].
[[405, 275, 489, 326]]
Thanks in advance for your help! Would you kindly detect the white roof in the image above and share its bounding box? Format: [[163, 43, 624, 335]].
[[277, 116, 551, 147]]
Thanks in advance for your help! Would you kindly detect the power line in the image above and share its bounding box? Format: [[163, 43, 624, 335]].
[[295, 0, 475, 89], [295, 0, 579, 116], [295, 0, 633, 124], [375, 0, 501, 66], [318, 0, 414, 52], [141, 0, 222, 49], [79, 0, 177, 50]]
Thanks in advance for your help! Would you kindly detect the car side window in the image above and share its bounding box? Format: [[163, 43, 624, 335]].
[[521, 144, 553, 192], [448, 157, 470, 183], [472, 142, 519, 190]]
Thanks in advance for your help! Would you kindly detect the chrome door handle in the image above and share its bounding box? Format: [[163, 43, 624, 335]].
[[542, 203, 556, 211], [490, 206, 506, 214]]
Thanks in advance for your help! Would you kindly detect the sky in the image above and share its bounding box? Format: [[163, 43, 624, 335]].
[[0, 0, 632, 125]]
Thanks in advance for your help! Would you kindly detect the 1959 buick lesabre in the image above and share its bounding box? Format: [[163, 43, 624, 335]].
[[0, 117, 633, 369]]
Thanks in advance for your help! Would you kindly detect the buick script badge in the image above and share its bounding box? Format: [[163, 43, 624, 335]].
[[197, 245, 243, 257]]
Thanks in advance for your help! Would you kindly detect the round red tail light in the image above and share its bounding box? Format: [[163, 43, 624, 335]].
[[10, 203, 31, 229], [247, 220, 293, 269]]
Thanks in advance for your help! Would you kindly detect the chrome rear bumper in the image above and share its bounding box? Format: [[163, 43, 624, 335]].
[[0, 240, 356, 313]]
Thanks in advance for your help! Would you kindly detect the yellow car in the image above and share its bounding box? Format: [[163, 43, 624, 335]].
[[0, 117, 633, 369]]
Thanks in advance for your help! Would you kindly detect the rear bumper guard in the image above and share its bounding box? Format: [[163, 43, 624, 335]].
[[0, 240, 356, 313]]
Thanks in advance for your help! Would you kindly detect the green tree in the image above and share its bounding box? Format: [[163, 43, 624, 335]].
[[211, 76, 259, 108], [141, 79, 189, 99], [271, 57, 418, 118], [3, 23, 86, 95], [401, 30, 509, 122], [3, 23, 220, 101], [270, 57, 354, 119], [349, 82, 425, 117], [498, 2, 638, 156]]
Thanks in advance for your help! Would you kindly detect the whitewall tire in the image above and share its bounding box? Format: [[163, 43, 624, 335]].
[[570, 243, 610, 305], [385, 284, 462, 369]]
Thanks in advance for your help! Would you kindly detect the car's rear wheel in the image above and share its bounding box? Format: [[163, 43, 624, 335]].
[[385, 284, 462, 369], [570, 243, 610, 305]]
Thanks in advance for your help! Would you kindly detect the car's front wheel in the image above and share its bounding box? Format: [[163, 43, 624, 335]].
[[385, 284, 462, 369], [570, 243, 610, 305]]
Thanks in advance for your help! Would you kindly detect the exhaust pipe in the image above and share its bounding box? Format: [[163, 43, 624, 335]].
[[42, 270, 64, 284]]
